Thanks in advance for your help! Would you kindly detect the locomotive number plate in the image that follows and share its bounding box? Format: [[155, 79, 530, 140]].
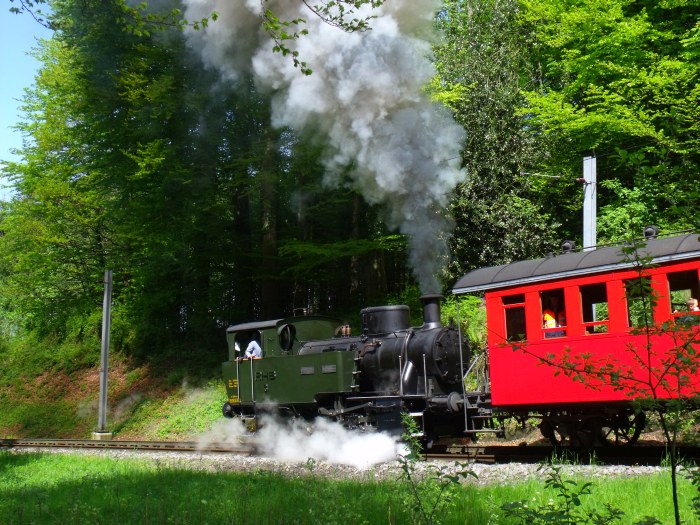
[[255, 370, 277, 381]]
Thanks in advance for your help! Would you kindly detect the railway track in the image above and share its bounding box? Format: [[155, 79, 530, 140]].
[[2, 438, 697, 466], [0, 438, 253, 455], [425, 443, 700, 466]]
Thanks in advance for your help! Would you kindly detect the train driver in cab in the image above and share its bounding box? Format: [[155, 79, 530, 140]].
[[543, 292, 566, 338], [244, 333, 263, 359]]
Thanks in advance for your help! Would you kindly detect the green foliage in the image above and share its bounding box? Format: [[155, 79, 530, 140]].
[[261, 8, 312, 75], [0, 325, 101, 384], [9, 0, 218, 34], [433, 0, 558, 283], [385, 283, 424, 326], [440, 294, 486, 350], [0, 398, 81, 438], [279, 235, 405, 275], [520, 0, 700, 241], [1, 0, 414, 371], [686, 467, 700, 520]]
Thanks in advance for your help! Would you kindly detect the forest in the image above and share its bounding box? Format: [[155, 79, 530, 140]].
[[1, 0, 698, 372]]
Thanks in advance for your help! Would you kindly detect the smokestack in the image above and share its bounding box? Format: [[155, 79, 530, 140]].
[[420, 294, 442, 329]]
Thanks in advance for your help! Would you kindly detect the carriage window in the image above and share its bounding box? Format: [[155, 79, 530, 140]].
[[541, 289, 566, 338], [503, 294, 526, 341], [625, 277, 653, 328], [667, 270, 700, 315], [581, 283, 608, 334]]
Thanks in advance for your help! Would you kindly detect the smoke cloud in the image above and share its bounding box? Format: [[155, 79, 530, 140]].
[[183, 0, 466, 292]]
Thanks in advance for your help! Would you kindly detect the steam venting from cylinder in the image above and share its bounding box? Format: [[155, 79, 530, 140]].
[[420, 294, 442, 329]]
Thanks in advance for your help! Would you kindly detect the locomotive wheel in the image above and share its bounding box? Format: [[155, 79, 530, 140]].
[[600, 411, 646, 446]]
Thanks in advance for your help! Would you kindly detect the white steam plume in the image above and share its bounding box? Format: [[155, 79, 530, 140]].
[[198, 416, 399, 469], [184, 0, 466, 292]]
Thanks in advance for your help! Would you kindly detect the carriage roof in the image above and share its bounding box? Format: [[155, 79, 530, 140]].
[[452, 232, 700, 294]]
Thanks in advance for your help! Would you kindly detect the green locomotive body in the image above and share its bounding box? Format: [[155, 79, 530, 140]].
[[221, 296, 486, 439]]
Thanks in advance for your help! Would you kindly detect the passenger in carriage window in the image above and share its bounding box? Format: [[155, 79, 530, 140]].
[[674, 298, 700, 326], [543, 293, 566, 338], [672, 297, 699, 314]]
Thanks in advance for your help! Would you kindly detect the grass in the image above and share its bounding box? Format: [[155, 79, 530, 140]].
[[476, 473, 699, 524], [0, 452, 697, 525], [112, 379, 225, 439]]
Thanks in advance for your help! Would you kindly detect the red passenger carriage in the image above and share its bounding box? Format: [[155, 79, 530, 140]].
[[452, 231, 700, 446]]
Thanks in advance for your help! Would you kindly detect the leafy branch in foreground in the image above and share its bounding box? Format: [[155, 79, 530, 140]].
[[302, 0, 383, 32], [398, 412, 475, 525], [261, 0, 384, 75], [115, 2, 218, 38], [261, 8, 312, 75], [8, 0, 51, 27]]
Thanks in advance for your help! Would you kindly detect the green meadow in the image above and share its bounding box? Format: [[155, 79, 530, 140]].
[[0, 451, 697, 524]]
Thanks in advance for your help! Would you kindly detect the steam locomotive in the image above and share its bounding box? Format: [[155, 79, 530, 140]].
[[221, 294, 492, 440], [222, 230, 700, 447]]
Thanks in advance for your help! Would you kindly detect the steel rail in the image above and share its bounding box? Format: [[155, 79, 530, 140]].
[[423, 443, 700, 466], [0, 438, 253, 454]]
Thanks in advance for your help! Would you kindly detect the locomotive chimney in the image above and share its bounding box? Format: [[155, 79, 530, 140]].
[[420, 294, 443, 329]]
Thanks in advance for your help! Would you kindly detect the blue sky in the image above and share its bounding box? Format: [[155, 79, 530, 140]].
[[0, 8, 53, 165]]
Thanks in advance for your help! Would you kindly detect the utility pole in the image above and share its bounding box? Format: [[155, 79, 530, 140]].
[[93, 269, 113, 440], [581, 156, 597, 251]]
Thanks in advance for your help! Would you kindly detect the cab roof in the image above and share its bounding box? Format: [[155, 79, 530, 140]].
[[452, 232, 700, 294], [226, 319, 282, 334]]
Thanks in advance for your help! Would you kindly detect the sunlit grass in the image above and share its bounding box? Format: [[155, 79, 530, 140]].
[[471, 473, 699, 524]]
